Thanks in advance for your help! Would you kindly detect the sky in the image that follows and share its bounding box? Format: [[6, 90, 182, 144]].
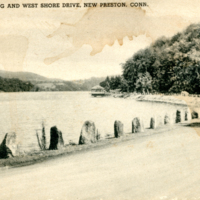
[[0, 0, 200, 80]]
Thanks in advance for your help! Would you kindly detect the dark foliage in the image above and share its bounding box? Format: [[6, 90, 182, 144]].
[[121, 23, 200, 94], [0, 77, 34, 92], [100, 75, 123, 91]]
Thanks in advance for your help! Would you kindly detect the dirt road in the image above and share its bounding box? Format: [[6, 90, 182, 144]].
[[1, 125, 200, 200]]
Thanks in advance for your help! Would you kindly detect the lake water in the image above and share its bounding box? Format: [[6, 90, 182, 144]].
[[0, 92, 188, 152]]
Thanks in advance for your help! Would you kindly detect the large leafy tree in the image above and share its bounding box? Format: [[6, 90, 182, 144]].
[[135, 72, 152, 94], [100, 76, 110, 91]]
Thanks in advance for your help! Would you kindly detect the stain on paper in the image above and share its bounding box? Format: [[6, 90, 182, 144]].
[[44, 2, 189, 64], [0, 35, 28, 72], [45, 6, 146, 64], [146, 141, 154, 148]]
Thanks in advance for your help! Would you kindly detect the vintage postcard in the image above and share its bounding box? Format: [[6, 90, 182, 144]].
[[0, 0, 200, 199]]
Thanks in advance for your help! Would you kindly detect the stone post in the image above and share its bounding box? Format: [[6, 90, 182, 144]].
[[150, 117, 155, 129], [176, 110, 181, 123], [49, 126, 64, 150], [114, 120, 124, 138], [132, 117, 144, 133], [79, 121, 97, 145]]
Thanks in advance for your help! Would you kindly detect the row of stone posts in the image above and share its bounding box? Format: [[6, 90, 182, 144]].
[[113, 109, 195, 138], [0, 108, 199, 159], [0, 125, 66, 159], [0, 120, 101, 159], [114, 117, 145, 138]]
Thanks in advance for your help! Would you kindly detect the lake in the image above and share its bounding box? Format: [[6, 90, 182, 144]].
[[0, 92, 188, 152]]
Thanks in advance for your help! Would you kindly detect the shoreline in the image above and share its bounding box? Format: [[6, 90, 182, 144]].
[[0, 124, 188, 168], [112, 93, 200, 112], [135, 95, 187, 106]]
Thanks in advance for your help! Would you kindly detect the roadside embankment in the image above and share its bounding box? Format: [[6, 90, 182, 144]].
[[0, 124, 184, 168]]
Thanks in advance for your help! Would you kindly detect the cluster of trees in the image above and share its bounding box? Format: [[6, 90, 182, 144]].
[[80, 77, 105, 91], [0, 77, 34, 92], [100, 76, 122, 91], [101, 23, 200, 94], [100, 74, 152, 94]]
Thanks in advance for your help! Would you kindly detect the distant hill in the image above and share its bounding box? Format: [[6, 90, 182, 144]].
[[0, 70, 63, 83], [0, 70, 105, 91]]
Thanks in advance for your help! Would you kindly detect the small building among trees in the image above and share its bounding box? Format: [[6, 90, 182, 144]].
[[91, 85, 106, 97]]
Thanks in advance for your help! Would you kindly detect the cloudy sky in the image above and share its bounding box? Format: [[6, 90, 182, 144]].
[[0, 0, 200, 80]]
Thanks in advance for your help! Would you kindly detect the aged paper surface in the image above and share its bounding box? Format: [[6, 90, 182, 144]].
[[0, 0, 200, 200]]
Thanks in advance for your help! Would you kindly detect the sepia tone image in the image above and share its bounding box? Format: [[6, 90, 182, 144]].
[[1, 0, 200, 199]]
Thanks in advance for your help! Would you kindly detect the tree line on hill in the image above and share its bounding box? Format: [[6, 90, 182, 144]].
[[100, 23, 200, 94], [35, 77, 105, 91], [0, 77, 35, 92], [0, 76, 105, 92]]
